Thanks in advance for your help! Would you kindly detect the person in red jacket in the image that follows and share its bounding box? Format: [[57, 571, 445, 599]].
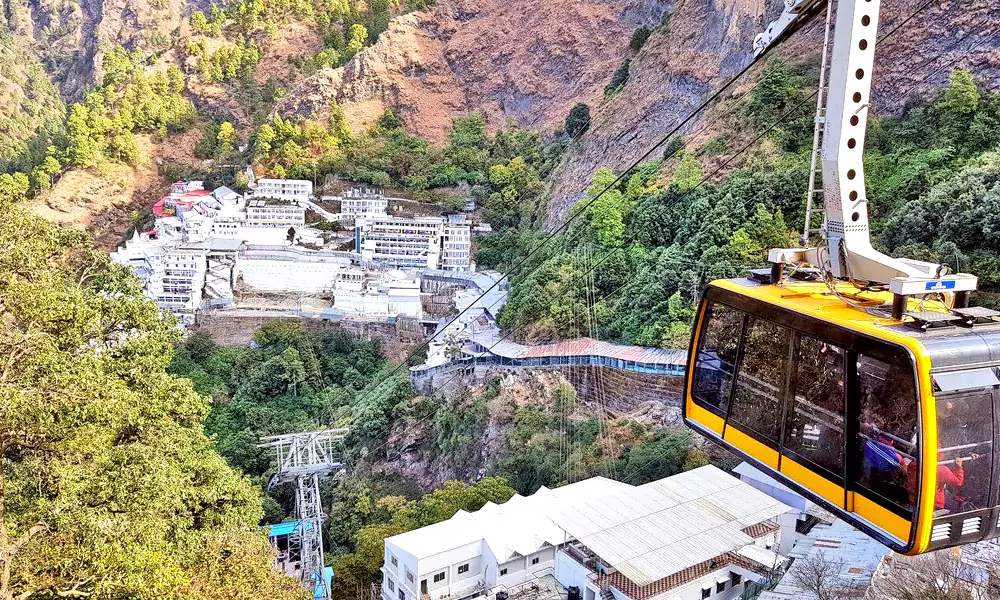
[[936, 455, 964, 511], [904, 448, 965, 514]]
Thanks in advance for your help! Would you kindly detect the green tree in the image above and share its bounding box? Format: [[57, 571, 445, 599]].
[[0, 207, 306, 599], [565, 103, 591, 139], [629, 26, 651, 53], [190, 10, 209, 31], [604, 59, 630, 96], [217, 121, 237, 154], [671, 151, 702, 190]]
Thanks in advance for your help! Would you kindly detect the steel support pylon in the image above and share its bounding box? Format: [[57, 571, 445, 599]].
[[260, 429, 348, 600]]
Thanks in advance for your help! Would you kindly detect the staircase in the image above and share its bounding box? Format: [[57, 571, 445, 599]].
[[802, 0, 835, 246], [599, 589, 614, 600]]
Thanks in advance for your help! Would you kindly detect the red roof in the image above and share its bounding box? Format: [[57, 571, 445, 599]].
[[152, 198, 166, 217]]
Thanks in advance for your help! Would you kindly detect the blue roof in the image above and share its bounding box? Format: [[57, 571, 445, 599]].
[[266, 520, 315, 537]]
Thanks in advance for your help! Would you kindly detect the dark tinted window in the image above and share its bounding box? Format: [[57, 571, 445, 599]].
[[855, 355, 918, 516], [729, 317, 789, 444], [692, 302, 743, 416], [783, 336, 846, 478], [936, 390, 993, 513]]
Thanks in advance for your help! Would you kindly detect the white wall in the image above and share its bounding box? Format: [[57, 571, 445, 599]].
[[645, 565, 763, 600], [414, 540, 484, 600]]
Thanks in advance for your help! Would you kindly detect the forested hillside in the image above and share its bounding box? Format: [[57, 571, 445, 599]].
[[497, 69, 1000, 347], [0, 204, 305, 598]]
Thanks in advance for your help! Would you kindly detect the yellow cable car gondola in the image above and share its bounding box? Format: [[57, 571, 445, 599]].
[[684, 0, 999, 554], [684, 278, 999, 554]]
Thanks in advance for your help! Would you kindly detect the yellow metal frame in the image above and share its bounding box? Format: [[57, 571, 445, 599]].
[[685, 279, 939, 554]]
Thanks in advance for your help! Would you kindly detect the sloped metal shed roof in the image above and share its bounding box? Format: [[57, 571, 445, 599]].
[[546, 466, 792, 586]]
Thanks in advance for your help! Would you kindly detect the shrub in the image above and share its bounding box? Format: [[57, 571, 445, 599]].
[[604, 59, 631, 97], [629, 26, 651, 53], [564, 103, 591, 139]]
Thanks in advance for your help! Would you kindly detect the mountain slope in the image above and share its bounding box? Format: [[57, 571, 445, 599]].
[[275, 0, 670, 142], [543, 0, 1000, 223]]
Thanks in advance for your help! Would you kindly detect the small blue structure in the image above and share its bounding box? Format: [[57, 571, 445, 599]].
[[314, 567, 334, 598]]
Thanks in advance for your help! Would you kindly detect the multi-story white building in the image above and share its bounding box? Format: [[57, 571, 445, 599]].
[[251, 178, 313, 203], [359, 215, 471, 271], [340, 188, 389, 218], [441, 215, 472, 272], [112, 232, 208, 324], [382, 466, 795, 600], [360, 216, 445, 270], [246, 199, 306, 228]]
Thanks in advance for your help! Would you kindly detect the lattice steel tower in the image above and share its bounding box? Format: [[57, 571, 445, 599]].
[[261, 429, 348, 600]]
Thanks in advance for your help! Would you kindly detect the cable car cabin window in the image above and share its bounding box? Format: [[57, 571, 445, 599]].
[[728, 316, 788, 445], [784, 336, 846, 479], [855, 354, 918, 517], [935, 390, 993, 514], [692, 302, 744, 417]]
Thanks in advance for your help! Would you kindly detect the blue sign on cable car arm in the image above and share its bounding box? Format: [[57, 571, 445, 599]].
[[925, 280, 956, 291]]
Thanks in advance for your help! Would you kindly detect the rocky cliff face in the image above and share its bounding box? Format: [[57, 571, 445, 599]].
[[271, 0, 1000, 223], [2, 0, 192, 98], [275, 0, 670, 142]]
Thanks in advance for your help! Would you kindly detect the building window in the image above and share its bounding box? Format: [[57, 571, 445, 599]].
[[531, 557, 539, 565], [500, 568, 507, 576], [387, 580, 395, 592], [731, 573, 742, 586], [433, 573, 445, 583], [391, 556, 398, 567], [406, 569, 414, 584], [458, 564, 469, 575], [717, 581, 725, 593], [399, 590, 405, 600], [701, 587, 711, 599]]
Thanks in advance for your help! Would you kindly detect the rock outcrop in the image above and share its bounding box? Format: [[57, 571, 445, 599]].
[[275, 0, 670, 142]]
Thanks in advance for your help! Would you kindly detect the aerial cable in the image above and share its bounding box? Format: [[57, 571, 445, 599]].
[[361, 255, 754, 465], [377, 0, 947, 485], [321, 0, 939, 459], [328, 40, 798, 440]]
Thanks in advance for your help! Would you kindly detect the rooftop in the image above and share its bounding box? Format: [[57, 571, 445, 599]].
[[386, 467, 794, 590], [468, 332, 687, 367], [546, 466, 792, 586], [387, 477, 630, 563], [759, 519, 888, 600]]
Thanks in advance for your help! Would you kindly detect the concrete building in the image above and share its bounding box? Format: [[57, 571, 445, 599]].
[[333, 270, 423, 319], [252, 178, 313, 203], [382, 466, 795, 600], [441, 215, 472, 272], [360, 215, 471, 271], [246, 198, 307, 229], [360, 215, 444, 269], [340, 188, 389, 218], [112, 232, 208, 324]]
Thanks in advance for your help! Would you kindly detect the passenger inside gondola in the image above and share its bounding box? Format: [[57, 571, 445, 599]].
[[856, 355, 917, 515], [934, 391, 993, 514]]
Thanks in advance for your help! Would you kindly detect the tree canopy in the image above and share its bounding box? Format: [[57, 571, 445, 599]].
[[0, 207, 305, 599]]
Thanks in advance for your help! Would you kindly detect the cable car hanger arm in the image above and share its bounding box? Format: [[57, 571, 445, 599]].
[[755, 0, 978, 307]]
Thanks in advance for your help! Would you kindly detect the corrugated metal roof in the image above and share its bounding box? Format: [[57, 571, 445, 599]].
[[546, 466, 793, 586], [469, 332, 687, 366]]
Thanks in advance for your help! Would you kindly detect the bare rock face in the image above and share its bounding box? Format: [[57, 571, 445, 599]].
[[275, 0, 670, 142]]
